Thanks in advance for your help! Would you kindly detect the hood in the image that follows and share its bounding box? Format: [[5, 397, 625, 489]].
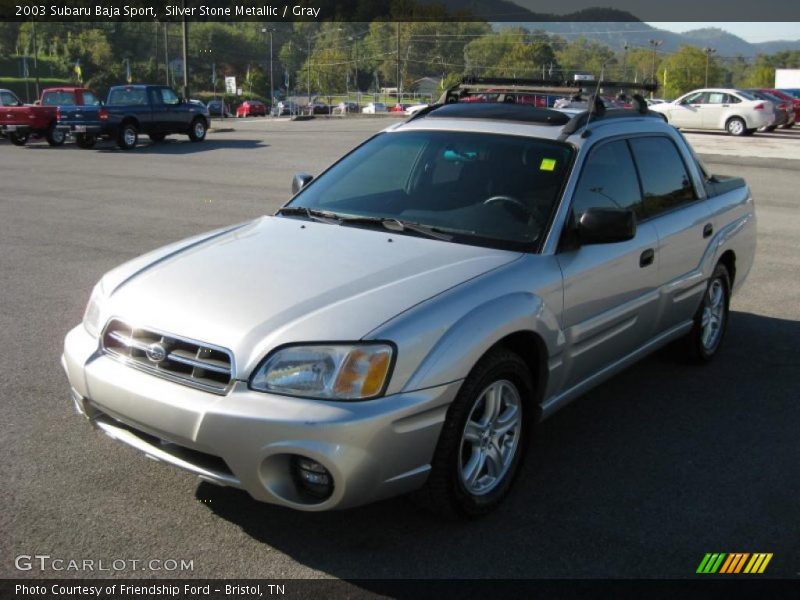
[[104, 216, 521, 376]]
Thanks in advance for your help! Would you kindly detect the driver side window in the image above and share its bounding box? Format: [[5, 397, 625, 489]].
[[571, 140, 644, 227]]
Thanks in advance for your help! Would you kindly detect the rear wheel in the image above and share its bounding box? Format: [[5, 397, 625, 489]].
[[75, 133, 96, 149], [678, 263, 731, 364], [188, 118, 207, 142], [413, 348, 532, 518], [46, 125, 66, 147], [8, 132, 29, 146], [117, 123, 138, 150], [725, 117, 747, 136]]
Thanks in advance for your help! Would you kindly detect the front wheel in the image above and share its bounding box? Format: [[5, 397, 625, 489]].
[[188, 118, 207, 142], [726, 117, 747, 136], [413, 348, 532, 518], [75, 133, 96, 149], [9, 132, 29, 146], [679, 263, 731, 364], [117, 123, 138, 150]]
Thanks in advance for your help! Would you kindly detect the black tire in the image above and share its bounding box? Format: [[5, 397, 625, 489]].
[[188, 118, 207, 142], [725, 117, 747, 136], [781, 122, 794, 129], [75, 133, 96, 149], [9, 132, 29, 146], [413, 348, 533, 518], [148, 133, 166, 143], [744, 129, 757, 136], [763, 125, 777, 132], [678, 263, 731, 364], [46, 125, 66, 147], [117, 123, 138, 150]]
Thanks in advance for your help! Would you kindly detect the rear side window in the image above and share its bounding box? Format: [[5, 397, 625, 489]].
[[571, 140, 643, 225], [108, 88, 148, 106], [42, 91, 76, 106], [83, 91, 100, 106], [629, 137, 697, 218]]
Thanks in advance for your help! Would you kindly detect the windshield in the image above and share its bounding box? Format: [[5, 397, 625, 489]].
[[286, 130, 574, 250]]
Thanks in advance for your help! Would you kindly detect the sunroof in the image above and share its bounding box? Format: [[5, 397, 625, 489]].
[[425, 103, 571, 125]]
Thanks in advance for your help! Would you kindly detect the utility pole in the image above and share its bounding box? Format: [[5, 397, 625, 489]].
[[31, 19, 40, 99], [622, 42, 629, 81], [649, 39, 663, 98], [181, 0, 189, 99], [396, 22, 401, 104], [704, 47, 716, 87], [164, 23, 170, 87], [262, 28, 275, 110], [307, 36, 312, 105]]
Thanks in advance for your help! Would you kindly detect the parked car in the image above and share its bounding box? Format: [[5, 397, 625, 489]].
[[64, 102, 755, 516], [1, 87, 99, 146], [56, 84, 209, 150], [272, 101, 300, 116], [206, 100, 232, 118], [646, 98, 667, 106], [333, 101, 360, 115], [306, 102, 331, 115], [362, 102, 388, 114], [745, 89, 790, 131], [236, 100, 267, 118], [649, 88, 774, 136], [390, 103, 409, 113], [762, 89, 799, 128]]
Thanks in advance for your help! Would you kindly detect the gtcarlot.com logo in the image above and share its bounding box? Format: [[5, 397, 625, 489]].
[[696, 552, 773, 574]]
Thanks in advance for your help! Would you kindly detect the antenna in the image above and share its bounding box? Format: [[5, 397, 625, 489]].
[[584, 64, 607, 129]]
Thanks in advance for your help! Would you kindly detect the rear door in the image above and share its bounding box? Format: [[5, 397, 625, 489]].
[[628, 136, 711, 332], [557, 139, 660, 388]]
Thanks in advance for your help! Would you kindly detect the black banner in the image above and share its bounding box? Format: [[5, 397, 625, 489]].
[[1, 0, 800, 22], [2, 579, 799, 600]]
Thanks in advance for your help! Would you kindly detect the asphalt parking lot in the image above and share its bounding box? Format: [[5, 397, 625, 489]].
[[1, 119, 799, 581]]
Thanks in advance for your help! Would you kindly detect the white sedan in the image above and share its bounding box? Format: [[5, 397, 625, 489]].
[[649, 88, 774, 136], [405, 103, 428, 116], [362, 102, 387, 114]]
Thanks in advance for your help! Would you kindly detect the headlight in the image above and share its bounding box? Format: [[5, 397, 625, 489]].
[[82, 281, 107, 338], [250, 343, 394, 400]]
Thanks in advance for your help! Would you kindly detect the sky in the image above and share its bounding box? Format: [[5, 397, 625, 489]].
[[646, 23, 800, 43]]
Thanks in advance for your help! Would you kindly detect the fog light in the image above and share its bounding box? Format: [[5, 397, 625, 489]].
[[292, 456, 334, 500]]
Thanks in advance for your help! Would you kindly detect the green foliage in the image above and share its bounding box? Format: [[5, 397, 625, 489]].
[[661, 46, 723, 97]]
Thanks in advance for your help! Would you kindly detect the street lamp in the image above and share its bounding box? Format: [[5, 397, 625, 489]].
[[649, 39, 663, 98], [622, 42, 629, 81], [704, 47, 717, 87], [262, 27, 276, 110]]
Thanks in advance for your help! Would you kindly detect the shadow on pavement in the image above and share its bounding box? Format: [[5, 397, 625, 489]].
[[198, 311, 800, 580]]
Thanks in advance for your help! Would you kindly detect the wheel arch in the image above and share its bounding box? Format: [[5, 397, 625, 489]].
[[718, 249, 736, 288]]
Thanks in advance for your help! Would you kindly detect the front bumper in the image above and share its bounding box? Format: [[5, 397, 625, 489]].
[[63, 325, 459, 511]]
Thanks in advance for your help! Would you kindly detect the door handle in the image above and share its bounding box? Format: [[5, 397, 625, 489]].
[[640, 248, 655, 268], [703, 223, 713, 238]]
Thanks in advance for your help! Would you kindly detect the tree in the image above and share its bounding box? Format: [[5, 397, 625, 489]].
[[661, 45, 722, 98], [555, 37, 617, 79], [463, 29, 558, 78]]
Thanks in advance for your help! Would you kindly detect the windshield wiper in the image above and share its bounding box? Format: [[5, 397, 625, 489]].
[[335, 215, 459, 241], [275, 206, 341, 225], [276, 208, 468, 242]]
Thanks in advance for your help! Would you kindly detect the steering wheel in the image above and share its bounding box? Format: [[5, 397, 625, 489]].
[[482, 195, 532, 220]]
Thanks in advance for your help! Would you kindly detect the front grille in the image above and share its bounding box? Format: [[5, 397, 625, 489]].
[[101, 319, 234, 394]]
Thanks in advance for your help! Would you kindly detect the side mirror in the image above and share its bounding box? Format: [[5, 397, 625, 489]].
[[292, 172, 314, 195], [577, 207, 636, 244]]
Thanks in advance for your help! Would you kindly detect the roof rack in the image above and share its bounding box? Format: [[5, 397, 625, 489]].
[[438, 76, 659, 104], [558, 94, 662, 140]]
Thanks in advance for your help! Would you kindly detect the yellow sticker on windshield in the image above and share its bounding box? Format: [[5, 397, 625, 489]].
[[540, 158, 557, 172]]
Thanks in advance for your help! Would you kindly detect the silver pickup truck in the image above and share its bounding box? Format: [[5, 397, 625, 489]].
[[63, 101, 756, 517]]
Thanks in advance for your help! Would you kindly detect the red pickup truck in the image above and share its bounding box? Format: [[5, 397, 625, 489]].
[[0, 87, 100, 147]]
